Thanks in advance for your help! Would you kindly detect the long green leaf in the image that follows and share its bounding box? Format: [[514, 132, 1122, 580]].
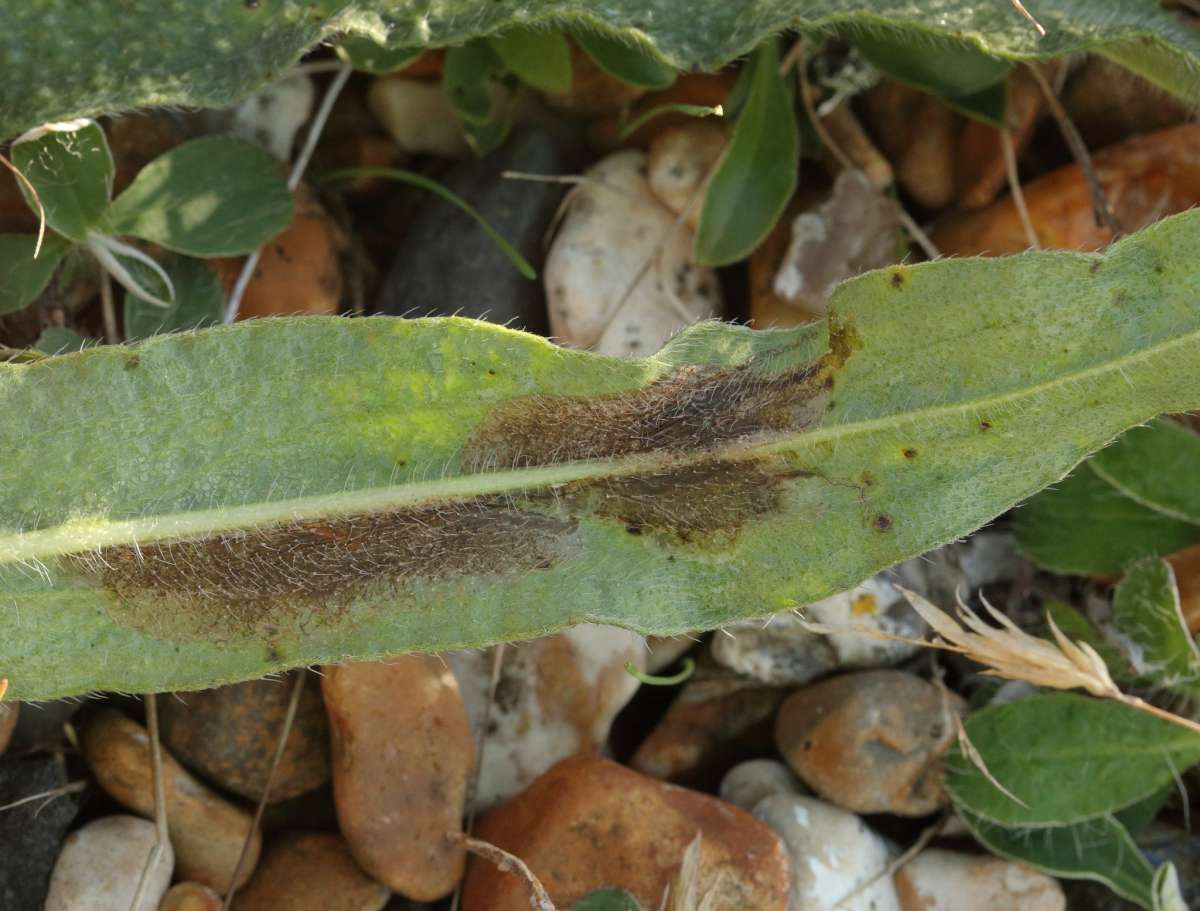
[[6, 213, 1200, 699], [6, 2, 1200, 140], [694, 39, 797, 266], [572, 31, 676, 89], [959, 809, 1156, 909], [946, 693, 1200, 828]]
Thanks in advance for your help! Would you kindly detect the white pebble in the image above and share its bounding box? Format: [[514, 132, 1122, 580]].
[[45, 815, 173, 911]]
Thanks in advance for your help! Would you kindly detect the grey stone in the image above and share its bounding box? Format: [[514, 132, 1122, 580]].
[[0, 757, 80, 910], [376, 128, 568, 334]]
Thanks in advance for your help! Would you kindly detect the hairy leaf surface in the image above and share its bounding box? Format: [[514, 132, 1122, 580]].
[[4, 1, 1200, 139], [4, 213, 1200, 699], [947, 693, 1200, 827]]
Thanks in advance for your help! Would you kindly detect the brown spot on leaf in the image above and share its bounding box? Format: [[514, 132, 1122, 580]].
[[902, 448, 917, 460], [873, 514, 893, 531]]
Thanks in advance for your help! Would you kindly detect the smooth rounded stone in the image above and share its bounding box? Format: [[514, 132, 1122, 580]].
[[710, 614, 838, 686], [629, 673, 788, 789], [1168, 542, 1200, 632], [770, 170, 899, 318], [719, 759, 806, 811], [894, 849, 1065, 911], [322, 655, 473, 901], [367, 76, 470, 158], [229, 73, 315, 160], [0, 701, 16, 754], [376, 128, 568, 333], [0, 756, 80, 910], [544, 149, 721, 357], [462, 756, 790, 911], [160, 882, 222, 911], [645, 122, 727, 231], [754, 794, 900, 911], [45, 815, 173, 911], [82, 708, 261, 893], [448, 624, 644, 810], [231, 833, 390, 911], [214, 184, 343, 318], [775, 670, 964, 817], [933, 123, 1200, 256], [159, 672, 330, 804], [804, 572, 929, 669], [861, 81, 958, 210]]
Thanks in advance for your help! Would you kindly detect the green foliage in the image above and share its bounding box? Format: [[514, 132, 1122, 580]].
[[5, 212, 1200, 698], [959, 809, 1157, 908], [0, 234, 70, 315], [1018, 421, 1200, 575], [123, 255, 224, 341], [34, 326, 95, 354], [442, 41, 514, 155], [694, 39, 796, 266], [572, 30, 677, 89], [849, 29, 1009, 125], [487, 27, 573, 93], [334, 36, 423, 73], [106, 136, 294, 257], [1112, 559, 1200, 695], [6, 2, 1200, 141], [0, 121, 292, 317], [570, 890, 645, 911], [946, 693, 1200, 827], [12, 121, 114, 242], [617, 103, 723, 142]]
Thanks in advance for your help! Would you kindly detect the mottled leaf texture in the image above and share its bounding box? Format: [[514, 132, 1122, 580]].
[[4, 213, 1200, 699], [1112, 558, 1200, 696], [4, 2, 1200, 139]]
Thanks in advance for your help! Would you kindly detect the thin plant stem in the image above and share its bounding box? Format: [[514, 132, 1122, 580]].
[[220, 671, 306, 910], [1026, 63, 1121, 238], [99, 269, 118, 345], [798, 47, 939, 260], [0, 779, 86, 814], [224, 63, 353, 323], [0, 153, 46, 258], [1010, 0, 1047, 35], [1001, 128, 1040, 250], [129, 694, 168, 911], [450, 833, 557, 911]]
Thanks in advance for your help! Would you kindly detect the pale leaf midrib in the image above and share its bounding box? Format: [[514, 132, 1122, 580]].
[[3, 322, 1198, 565]]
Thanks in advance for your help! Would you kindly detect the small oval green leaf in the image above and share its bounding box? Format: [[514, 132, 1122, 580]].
[[123, 254, 224, 341], [572, 31, 676, 90], [946, 693, 1200, 827], [959, 809, 1156, 908], [1016, 464, 1200, 575], [334, 36, 424, 74], [106, 136, 293, 257], [694, 39, 797, 267], [1090, 419, 1200, 525], [0, 233, 70, 314], [443, 41, 504, 125], [12, 120, 113, 242], [487, 27, 572, 94], [1112, 558, 1200, 694], [851, 29, 1010, 126]]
